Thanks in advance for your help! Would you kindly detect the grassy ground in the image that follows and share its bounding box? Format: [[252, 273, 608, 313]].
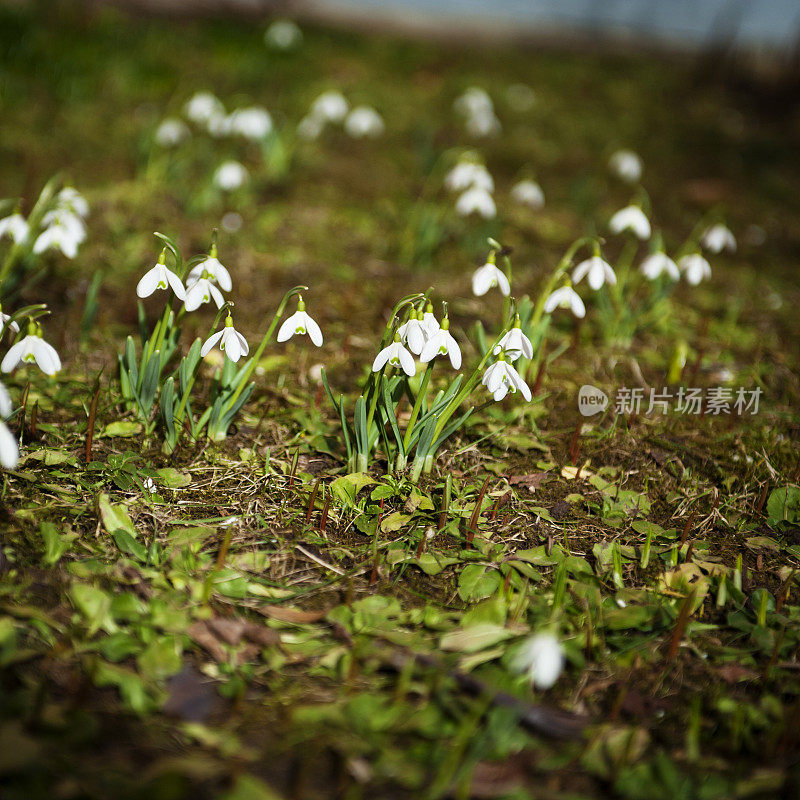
[[1, 2, 800, 798]]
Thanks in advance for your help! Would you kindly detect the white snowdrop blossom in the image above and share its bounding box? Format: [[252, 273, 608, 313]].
[[420, 317, 461, 369], [510, 179, 544, 209], [188, 251, 232, 292], [609, 205, 651, 240], [572, 256, 617, 291], [155, 118, 190, 147], [397, 309, 428, 356], [0, 213, 29, 244], [482, 355, 531, 402], [228, 107, 273, 140], [678, 253, 712, 286], [608, 150, 643, 183], [701, 223, 736, 254], [207, 112, 232, 138], [213, 161, 249, 192], [422, 303, 439, 336], [137, 256, 186, 300], [264, 19, 302, 50], [184, 272, 224, 312], [472, 256, 510, 297], [493, 318, 533, 361], [32, 219, 82, 259], [465, 109, 501, 137], [297, 114, 325, 140], [344, 106, 385, 138], [277, 297, 323, 347], [184, 92, 225, 125], [201, 315, 250, 363], [41, 209, 86, 242], [640, 251, 679, 281], [310, 91, 349, 123], [456, 186, 496, 219], [511, 633, 564, 689], [454, 87, 494, 118], [56, 187, 89, 218], [543, 285, 586, 318], [372, 334, 415, 377], [444, 161, 494, 193], [1, 326, 61, 376]]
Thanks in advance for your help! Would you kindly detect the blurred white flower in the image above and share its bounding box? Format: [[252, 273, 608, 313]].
[[608, 150, 643, 183], [0, 213, 29, 244], [397, 309, 428, 356], [510, 179, 544, 209], [454, 87, 493, 118], [0, 420, 17, 469], [472, 259, 509, 297], [0, 380, 11, 417], [56, 187, 89, 218], [0, 305, 20, 336], [1, 328, 61, 375], [445, 161, 494, 193], [544, 286, 585, 318], [420, 317, 461, 369], [572, 256, 616, 290], [640, 251, 679, 281], [184, 92, 225, 125], [142, 477, 156, 493], [297, 114, 325, 140], [701, 223, 736, 254], [512, 633, 564, 689], [155, 118, 190, 147], [188, 254, 232, 292], [310, 91, 349, 124], [32, 217, 83, 259], [372, 335, 415, 376], [493, 320, 533, 361], [466, 109, 501, 137], [228, 106, 273, 140], [277, 297, 323, 347], [137, 253, 186, 300], [201, 315, 249, 363], [482, 356, 531, 402], [207, 112, 232, 138], [213, 161, 249, 192], [344, 106, 385, 138], [609, 205, 651, 240], [264, 19, 302, 50], [678, 253, 711, 285], [456, 186, 496, 218]]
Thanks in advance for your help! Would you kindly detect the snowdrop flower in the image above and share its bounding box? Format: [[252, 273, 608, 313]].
[[56, 187, 89, 218], [344, 106, 385, 138], [510, 179, 544, 209], [466, 109, 501, 137], [640, 251, 679, 281], [482, 354, 531, 402], [421, 302, 439, 336], [472, 254, 509, 297], [420, 315, 461, 369], [608, 150, 643, 183], [456, 186, 496, 219], [0, 419, 17, 469], [511, 633, 564, 689], [572, 255, 617, 290], [310, 91, 349, 124], [142, 477, 156, 494], [188, 247, 232, 292], [609, 205, 651, 240], [0, 212, 29, 244], [137, 249, 186, 300], [397, 308, 428, 356], [678, 253, 712, 285], [297, 114, 325, 140], [0, 304, 20, 335], [41, 209, 86, 242], [493, 317, 533, 361], [228, 107, 273, 140], [454, 87, 493, 118], [444, 161, 494, 193], [32, 219, 82, 259], [1, 323, 61, 376], [155, 118, 190, 147], [277, 297, 323, 347], [184, 92, 225, 125], [264, 19, 302, 50], [201, 314, 250, 363], [543, 285, 585, 318], [213, 161, 249, 192], [372, 333, 415, 377], [184, 271, 224, 312], [701, 223, 736, 254]]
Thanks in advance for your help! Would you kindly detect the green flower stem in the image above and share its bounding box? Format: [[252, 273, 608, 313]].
[[402, 360, 434, 453]]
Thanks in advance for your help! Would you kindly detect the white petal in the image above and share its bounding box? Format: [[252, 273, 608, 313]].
[[496, 270, 510, 296], [32, 339, 61, 375], [235, 331, 250, 356], [222, 328, 242, 362], [472, 266, 492, 296], [587, 260, 605, 291], [183, 282, 203, 312], [397, 345, 416, 376], [201, 330, 225, 356], [136, 266, 162, 298], [372, 346, 391, 372], [570, 292, 586, 318], [0, 422, 18, 469], [419, 335, 439, 363], [543, 288, 564, 313], [0, 382, 11, 417], [209, 284, 224, 308], [1, 339, 29, 373], [305, 314, 323, 347], [571, 259, 591, 285], [446, 334, 462, 369], [166, 269, 187, 300]]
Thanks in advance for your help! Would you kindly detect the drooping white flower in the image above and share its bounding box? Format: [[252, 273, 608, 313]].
[[0, 380, 11, 417], [137, 251, 186, 300], [1, 326, 61, 376], [510, 179, 544, 209], [609, 205, 651, 240], [0, 420, 17, 470], [155, 118, 190, 147], [0, 213, 29, 244], [482, 355, 531, 402], [543, 285, 585, 318], [213, 161, 249, 192], [511, 633, 564, 689], [184, 92, 225, 125], [701, 223, 736, 254], [297, 114, 325, 140], [188, 251, 232, 292], [608, 150, 643, 183], [56, 187, 89, 218], [493, 318, 533, 361], [444, 161, 494, 193], [397, 308, 428, 356], [207, 112, 232, 138], [454, 87, 494, 118], [572, 256, 617, 291], [420, 316, 461, 369], [678, 253, 711, 285], [421, 303, 439, 336], [264, 19, 302, 50], [184, 273, 224, 312], [277, 297, 323, 347], [310, 91, 349, 124], [228, 107, 273, 140], [456, 186, 496, 219], [372, 334, 415, 377], [465, 109, 501, 137], [41, 209, 86, 242], [640, 251, 679, 281], [344, 106, 385, 138], [201, 314, 250, 363], [472, 257, 509, 297], [32, 220, 82, 259]]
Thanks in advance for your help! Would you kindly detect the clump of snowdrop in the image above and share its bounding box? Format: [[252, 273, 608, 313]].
[[213, 161, 249, 192], [264, 19, 302, 50], [344, 106, 385, 139], [678, 253, 711, 285], [609, 204, 651, 240], [0, 380, 17, 469], [511, 633, 564, 689], [608, 149, 643, 183], [155, 118, 190, 148], [510, 179, 544, 209], [454, 87, 500, 137], [1, 320, 61, 376], [701, 223, 736, 254]]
